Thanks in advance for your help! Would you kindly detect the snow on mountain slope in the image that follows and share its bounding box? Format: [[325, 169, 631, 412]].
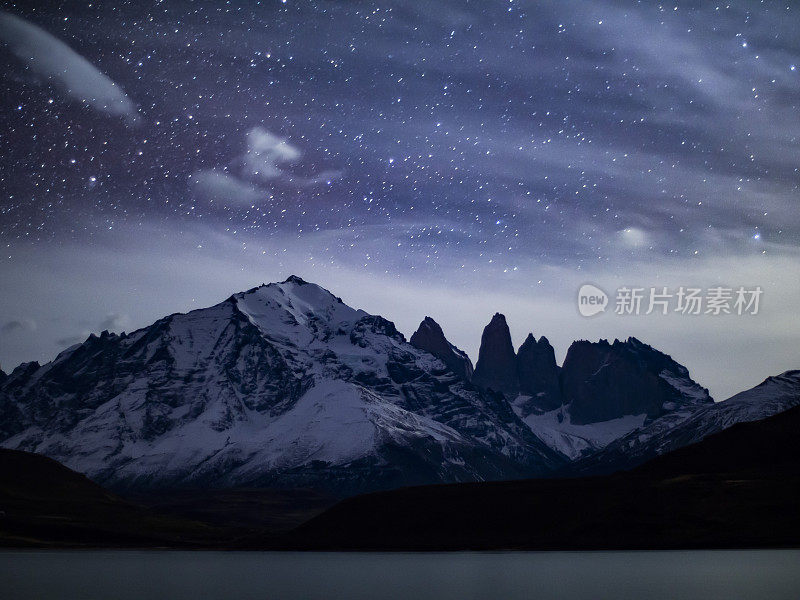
[[0, 277, 563, 494], [511, 397, 647, 460], [568, 370, 800, 476]]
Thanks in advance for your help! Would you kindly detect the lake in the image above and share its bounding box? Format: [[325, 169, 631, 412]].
[[1, 549, 799, 599]]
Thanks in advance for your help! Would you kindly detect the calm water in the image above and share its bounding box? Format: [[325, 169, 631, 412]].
[[1, 549, 799, 600]]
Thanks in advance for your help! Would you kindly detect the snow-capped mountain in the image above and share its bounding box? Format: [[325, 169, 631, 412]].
[[0, 276, 796, 494], [0, 276, 562, 494], [567, 370, 800, 475]]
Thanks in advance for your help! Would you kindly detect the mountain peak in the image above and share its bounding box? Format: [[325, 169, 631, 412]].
[[0, 280, 562, 494], [410, 317, 473, 380], [518, 333, 553, 350], [472, 313, 517, 395], [231, 278, 363, 341], [413, 316, 440, 333], [282, 275, 309, 285], [489, 312, 508, 326]]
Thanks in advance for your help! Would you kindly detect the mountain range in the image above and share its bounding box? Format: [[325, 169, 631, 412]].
[[0, 276, 797, 496], [288, 402, 800, 551], [4, 402, 799, 549]]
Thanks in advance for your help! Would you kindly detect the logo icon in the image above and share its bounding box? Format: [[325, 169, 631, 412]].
[[578, 284, 608, 317]]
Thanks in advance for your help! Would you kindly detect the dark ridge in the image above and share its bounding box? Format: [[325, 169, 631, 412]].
[[2, 403, 798, 549], [283, 404, 800, 551], [0, 448, 223, 548]]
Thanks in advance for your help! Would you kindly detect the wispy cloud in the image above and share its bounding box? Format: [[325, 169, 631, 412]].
[[192, 127, 342, 205], [0, 318, 36, 335], [190, 169, 265, 205], [0, 11, 139, 124], [241, 128, 302, 182], [55, 334, 87, 347], [98, 313, 128, 332], [54, 314, 128, 348]]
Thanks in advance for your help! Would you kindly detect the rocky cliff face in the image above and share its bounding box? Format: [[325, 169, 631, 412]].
[[409, 317, 473, 381], [515, 334, 561, 414], [471, 313, 518, 395], [466, 319, 714, 461], [0, 277, 563, 495], [560, 337, 712, 425]]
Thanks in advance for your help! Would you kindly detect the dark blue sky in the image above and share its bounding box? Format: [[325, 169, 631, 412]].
[[0, 1, 798, 399]]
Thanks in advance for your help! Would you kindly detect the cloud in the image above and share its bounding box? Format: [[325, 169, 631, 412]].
[[618, 227, 649, 249], [0, 319, 36, 334], [98, 313, 128, 332], [55, 334, 87, 347], [238, 127, 342, 186], [0, 11, 139, 124], [192, 127, 342, 205], [190, 169, 264, 205], [242, 128, 302, 181], [52, 314, 127, 348]]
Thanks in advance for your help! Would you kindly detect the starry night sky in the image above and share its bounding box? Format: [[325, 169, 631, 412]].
[[1, 1, 798, 399]]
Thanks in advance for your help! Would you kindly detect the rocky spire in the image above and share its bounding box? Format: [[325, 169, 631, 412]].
[[410, 317, 474, 380], [472, 313, 518, 395], [515, 334, 562, 413]]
